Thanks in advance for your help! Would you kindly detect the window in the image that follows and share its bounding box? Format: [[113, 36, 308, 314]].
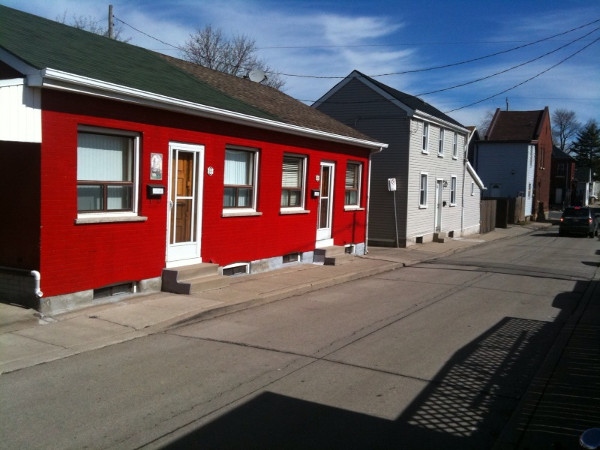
[[453, 132, 458, 159], [450, 176, 457, 205], [419, 173, 428, 207], [471, 182, 475, 196], [224, 148, 258, 209], [345, 161, 362, 207], [438, 128, 445, 156], [527, 183, 532, 198], [77, 129, 138, 213], [422, 123, 429, 153], [281, 155, 306, 208]]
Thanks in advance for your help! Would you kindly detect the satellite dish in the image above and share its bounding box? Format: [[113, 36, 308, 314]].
[[248, 69, 266, 83]]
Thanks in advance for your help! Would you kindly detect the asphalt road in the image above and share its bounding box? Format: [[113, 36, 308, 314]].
[[1, 226, 598, 449]]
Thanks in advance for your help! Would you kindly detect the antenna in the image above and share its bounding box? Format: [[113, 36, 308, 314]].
[[248, 69, 266, 83]]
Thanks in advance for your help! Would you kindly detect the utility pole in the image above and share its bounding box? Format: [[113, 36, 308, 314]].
[[108, 5, 114, 39]]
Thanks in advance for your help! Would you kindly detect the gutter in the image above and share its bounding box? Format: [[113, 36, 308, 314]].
[[27, 68, 388, 152]]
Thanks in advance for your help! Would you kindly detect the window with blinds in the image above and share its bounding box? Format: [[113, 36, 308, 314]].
[[77, 130, 136, 213], [345, 162, 362, 206], [224, 148, 257, 208], [281, 155, 305, 208]]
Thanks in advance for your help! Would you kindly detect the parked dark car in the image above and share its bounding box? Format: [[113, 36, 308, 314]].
[[559, 207, 599, 237]]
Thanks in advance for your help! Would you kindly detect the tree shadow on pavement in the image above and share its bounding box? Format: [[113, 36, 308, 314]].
[[160, 281, 598, 450]]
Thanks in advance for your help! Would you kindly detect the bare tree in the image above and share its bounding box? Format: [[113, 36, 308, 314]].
[[478, 110, 495, 138], [552, 109, 580, 152], [181, 25, 285, 90], [57, 11, 130, 42]]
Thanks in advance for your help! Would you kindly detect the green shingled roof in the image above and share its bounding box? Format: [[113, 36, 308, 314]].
[[0, 5, 274, 120]]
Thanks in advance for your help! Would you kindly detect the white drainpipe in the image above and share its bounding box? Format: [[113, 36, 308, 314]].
[[31, 270, 43, 298]]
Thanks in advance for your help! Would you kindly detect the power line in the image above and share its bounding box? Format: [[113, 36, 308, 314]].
[[444, 36, 600, 113], [270, 18, 600, 79], [416, 26, 600, 97], [114, 13, 599, 81], [113, 16, 184, 52]]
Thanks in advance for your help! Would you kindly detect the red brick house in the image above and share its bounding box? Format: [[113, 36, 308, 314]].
[[474, 107, 553, 220], [550, 145, 576, 208], [0, 6, 386, 313]]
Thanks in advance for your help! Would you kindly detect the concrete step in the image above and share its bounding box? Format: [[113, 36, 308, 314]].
[[314, 246, 355, 266], [162, 263, 220, 294], [434, 232, 447, 243], [189, 274, 231, 293]]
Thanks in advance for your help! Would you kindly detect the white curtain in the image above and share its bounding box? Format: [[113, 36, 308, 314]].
[[77, 133, 131, 181]]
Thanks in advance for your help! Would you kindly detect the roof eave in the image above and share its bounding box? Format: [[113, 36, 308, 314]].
[[413, 111, 469, 134], [29, 68, 388, 151]]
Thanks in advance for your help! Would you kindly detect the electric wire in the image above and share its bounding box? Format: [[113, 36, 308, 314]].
[[444, 36, 600, 113], [113, 13, 599, 114]]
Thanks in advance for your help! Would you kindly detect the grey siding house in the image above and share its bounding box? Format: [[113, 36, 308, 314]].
[[314, 70, 484, 247]]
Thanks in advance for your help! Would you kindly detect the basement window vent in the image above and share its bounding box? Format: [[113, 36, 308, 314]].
[[94, 282, 135, 300], [448, 230, 455, 238], [416, 236, 424, 244], [283, 252, 300, 264], [345, 245, 355, 254], [222, 263, 249, 277]]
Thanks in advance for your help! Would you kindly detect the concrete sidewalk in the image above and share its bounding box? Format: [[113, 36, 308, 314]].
[[0, 223, 552, 375]]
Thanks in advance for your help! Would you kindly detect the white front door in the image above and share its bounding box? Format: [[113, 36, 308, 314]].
[[316, 161, 335, 246], [435, 179, 444, 232], [166, 143, 204, 267]]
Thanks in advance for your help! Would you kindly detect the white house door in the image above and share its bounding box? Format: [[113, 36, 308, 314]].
[[435, 179, 444, 232], [166, 143, 204, 267], [316, 161, 335, 247]]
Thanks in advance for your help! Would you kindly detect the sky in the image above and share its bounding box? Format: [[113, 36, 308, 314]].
[[2, 0, 599, 129]]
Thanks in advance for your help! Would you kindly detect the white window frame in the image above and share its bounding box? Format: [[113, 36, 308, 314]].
[[280, 153, 307, 213], [344, 161, 363, 210], [75, 126, 142, 224], [452, 132, 458, 159], [223, 146, 260, 215], [471, 181, 475, 196], [450, 175, 457, 206], [419, 172, 428, 208], [438, 128, 445, 157], [422, 122, 429, 153]]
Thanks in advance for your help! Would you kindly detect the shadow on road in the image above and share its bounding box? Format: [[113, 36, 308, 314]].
[[160, 280, 599, 449]]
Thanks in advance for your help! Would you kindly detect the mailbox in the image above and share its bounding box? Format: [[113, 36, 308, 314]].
[[147, 184, 165, 198]]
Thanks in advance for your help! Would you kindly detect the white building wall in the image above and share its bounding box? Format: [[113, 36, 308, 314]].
[[462, 166, 482, 236], [0, 79, 41, 143], [406, 120, 468, 244]]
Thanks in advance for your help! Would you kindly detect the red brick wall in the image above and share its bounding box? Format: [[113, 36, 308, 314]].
[[0, 141, 41, 269], [38, 90, 370, 297]]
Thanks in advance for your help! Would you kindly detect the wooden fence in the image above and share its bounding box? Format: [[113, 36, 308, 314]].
[[480, 199, 496, 234]]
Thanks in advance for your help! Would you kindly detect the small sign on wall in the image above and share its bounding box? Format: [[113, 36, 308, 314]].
[[388, 178, 397, 191], [150, 153, 163, 180]]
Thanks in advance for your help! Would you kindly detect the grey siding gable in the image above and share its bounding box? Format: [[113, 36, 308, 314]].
[[315, 78, 411, 245]]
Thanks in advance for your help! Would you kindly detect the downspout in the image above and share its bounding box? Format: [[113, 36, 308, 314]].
[[365, 146, 385, 254], [31, 270, 43, 298], [0, 266, 43, 299], [461, 131, 472, 236]]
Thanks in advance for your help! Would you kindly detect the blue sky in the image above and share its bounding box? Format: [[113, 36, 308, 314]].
[[3, 0, 599, 129]]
